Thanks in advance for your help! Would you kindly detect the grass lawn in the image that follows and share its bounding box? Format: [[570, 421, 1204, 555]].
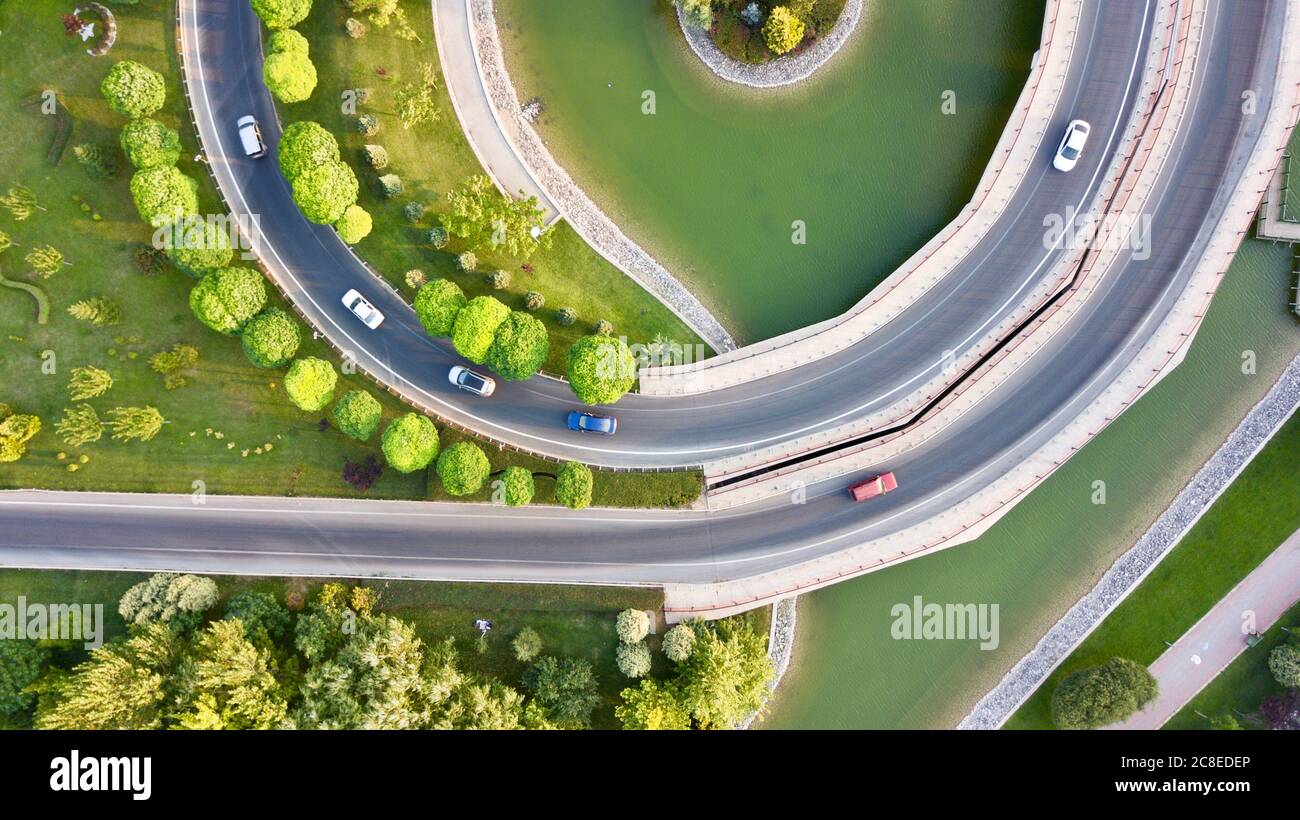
[[0, 3, 700, 508], [1282, 126, 1300, 223], [1005, 411, 1300, 729], [0, 567, 666, 729], [1165, 600, 1300, 729], [704, 0, 848, 65], [279, 0, 706, 375]]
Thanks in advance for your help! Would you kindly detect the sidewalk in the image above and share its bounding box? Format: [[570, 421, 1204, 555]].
[[1106, 528, 1300, 730]]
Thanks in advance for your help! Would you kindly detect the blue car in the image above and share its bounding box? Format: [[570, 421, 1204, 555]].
[[567, 411, 616, 436]]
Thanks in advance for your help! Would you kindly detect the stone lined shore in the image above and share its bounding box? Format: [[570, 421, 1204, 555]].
[[677, 0, 866, 88], [960, 351, 1300, 729], [467, 0, 737, 353], [741, 595, 798, 729]]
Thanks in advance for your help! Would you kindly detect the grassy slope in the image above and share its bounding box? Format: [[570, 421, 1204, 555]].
[[1005, 412, 1300, 729], [1164, 600, 1300, 729], [282, 0, 706, 375]]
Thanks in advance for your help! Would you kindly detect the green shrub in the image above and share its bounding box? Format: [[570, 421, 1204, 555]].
[[334, 204, 372, 244], [266, 28, 309, 55], [487, 269, 510, 290], [278, 121, 340, 182], [616, 641, 652, 678], [264, 49, 318, 104], [412, 278, 466, 336], [381, 413, 440, 472], [616, 608, 650, 643], [512, 626, 542, 662], [189, 267, 268, 335], [250, 0, 312, 30], [404, 201, 425, 222], [331, 389, 383, 441], [355, 114, 379, 136], [284, 357, 338, 412], [763, 6, 806, 54], [163, 217, 233, 277], [1050, 657, 1158, 729], [451, 295, 510, 364], [427, 225, 449, 249], [362, 144, 389, 170], [291, 160, 358, 224], [404, 269, 427, 289], [101, 60, 166, 119], [378, 174, 403, 198], [662, 623, 696, 662], [455, 251, 477, 272], [499, 465, 534, 507], [523, 290, 544, 311], [486, 311, 549, 381], [130, 166, 199, 226], [555, 461, 593, 510], [556, 306, 577, 326], [120, 118, 181, 170], [240, 307, 301, 367], [436, 441, 491, 496], [566, 334, 635, 405], [593, 319, 614, 336]]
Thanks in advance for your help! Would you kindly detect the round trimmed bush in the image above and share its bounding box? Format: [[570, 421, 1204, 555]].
[[120, 118, 181, 170], [523, 290, 545, 311], [556, 307, 577, 326], [451, 296, 510, 364], [615, 608, 650, 643], [487, 269, 511, 290], [240, 307, 301, 367], [499, 465, 534, 507], [555, 461, 593, 510], [266, 28, 309, 55], [283, 357, 338, 412], [189, 267, 268, 335], [331, 389, 383, 442], [264, 49, 318, 104], [404, 269, 427, 290], [436, 441, 491, 496], [291, 160, 358, 224], [334, 204, 372, 244], [355, 114, 379, 136], [566, 334, 636, 406], [455, 251, 477, 272], [130, 166, 199, 226], [404, 201, 425, 223], [378, 174, 403, 198], [359, 144, 388, 169], [381, 413, 439, 473], [412, 278, 466, 336], [163, 217, 233, 277], [250, 0, 312, 30], [278, 121, 339, 182], [427, 226, 449, 250], [616, 641, 652, 678], [101, 60, 166, 119], [662, 623, 696, 662], [594, 319, 614, 336], [486, 311, 549, 381]]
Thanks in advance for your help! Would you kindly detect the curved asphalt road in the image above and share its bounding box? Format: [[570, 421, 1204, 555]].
[[0, 0, 1285, 593], [181, 0, 1156, 468]]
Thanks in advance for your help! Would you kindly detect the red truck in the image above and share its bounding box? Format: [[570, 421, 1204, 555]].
[[849, 471, 898, 502]]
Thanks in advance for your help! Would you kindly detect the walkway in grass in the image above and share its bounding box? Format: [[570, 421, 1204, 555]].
[[1105, 527, 1300, 730], [0, 266, 50, 324]]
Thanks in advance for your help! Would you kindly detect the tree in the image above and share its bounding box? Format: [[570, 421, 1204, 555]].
[[189, 267, 268, 335], [499, 465, 534, 507], [264, 47, 318, 104], [1268, 644, 1300, 688], [0, 640, 48, 719], [763, 6, 806, 54], [266, 28, 309, 55], [0, 185, 41, 221], [25, 245, 64, 278], [435, 441, 490, 496], [413, 278, 467, 336], [284, 357, 338, 411], [130, 165, 199, 226], [291, 160, 358, 224], [101, 60, 166, 119], [677, 0, 714, 30], [381, 413, 440, 473], [334, 204, 372, 244], [616, 641, 652, 678], [662, 623, 696, 662], [394, 64, 439, 129], [163, 216, 235, 277], [679, 618, 774, 729], [277, 121, 340, 182], [1050, 657, 1158, 730], [486, 311, 549, 381], [67, 365, 113, 400], [441, 175, 551, 259], [172, 619, 288, 729], [55, 404, 104, 446], [224, 590, 291, 647], [567, 334, 636, 405], [1208, 714, 1242, 730], [67, 298, 123, 327], [345, 0, 399, 27], [120, 117, 181, 169], [616, 678, 691, 730], [555, 461, 593, 510], [107, 406, 165, 442], [512, 626, 542, 663], [34, 623, 180, 730], [332, 389, 383, 441], [250, 0, 312, 30], [119, 573, 219, 629], [240, 307, 301, 367], [451, 296, 510, 364], [523, 656, 600, 728], [73, 143, 115, 178], [616, 608, 650, 643]]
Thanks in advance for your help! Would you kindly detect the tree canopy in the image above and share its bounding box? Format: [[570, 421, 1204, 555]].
[[241, 307, 302, 368], [381, 413, 440, 472], [284, 357, 339, 411], [435, 441, 490, 496], [566, 334, 636, 405], [101, 60, 166, 119], [332, 389, 383, 441], [413, 278, 467, 337], [189, 267, 269, 335], [1050, 657, 1158, 730]]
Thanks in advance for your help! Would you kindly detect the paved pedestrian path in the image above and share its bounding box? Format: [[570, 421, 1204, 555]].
[[1106, 527, 1300, 730]]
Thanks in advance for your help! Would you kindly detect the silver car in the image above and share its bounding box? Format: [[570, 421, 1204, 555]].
[[341, 288, 384, 329], [449, 366, 496, 397]]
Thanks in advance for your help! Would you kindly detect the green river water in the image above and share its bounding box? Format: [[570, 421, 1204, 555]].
[[495, 1, 1300, 727]]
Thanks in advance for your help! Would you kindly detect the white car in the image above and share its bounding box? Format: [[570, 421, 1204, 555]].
[[448, 366, 496, 397], [341, 289, 384, 329], [236, 115, 267, 158], [1052, 119, 1091, 172]]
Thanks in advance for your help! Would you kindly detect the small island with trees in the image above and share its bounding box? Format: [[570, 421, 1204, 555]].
[[675, 0, 848, 64]]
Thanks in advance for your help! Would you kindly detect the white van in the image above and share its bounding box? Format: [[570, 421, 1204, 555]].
[[237, 115, 267, 158]]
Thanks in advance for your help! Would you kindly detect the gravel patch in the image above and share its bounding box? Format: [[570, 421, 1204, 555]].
[[741, 595, 798, 729], [960, 351, 1300, 729], [468, 0, 737, 353], [677, 0, 866, 89]]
